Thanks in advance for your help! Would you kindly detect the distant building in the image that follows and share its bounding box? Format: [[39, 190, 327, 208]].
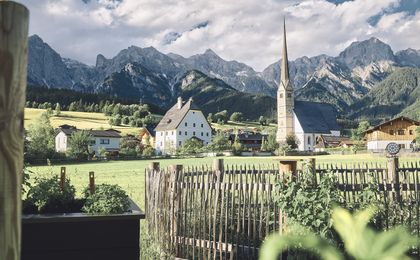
[[276, 20, 341, 151], [228, 132, 268, 151], [55, 125, 121, 156], [364, 116, 419, 152], [139, 126, 156, 147], [154, 97, 212, 154], [315, 135, 351, 150]]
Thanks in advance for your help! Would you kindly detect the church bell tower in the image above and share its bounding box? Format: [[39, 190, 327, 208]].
[[276, 18, 294, 144]]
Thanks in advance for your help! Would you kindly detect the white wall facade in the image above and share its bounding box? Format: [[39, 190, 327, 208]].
[[367, 140, 414, 151], [55, 131, 120, 155], [55, 131, 68, 153], [155, 110, 212, 154], [91, 137, 120, 155]]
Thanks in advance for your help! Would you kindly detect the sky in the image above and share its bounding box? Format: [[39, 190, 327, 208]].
[[17, 0, 420, 71]]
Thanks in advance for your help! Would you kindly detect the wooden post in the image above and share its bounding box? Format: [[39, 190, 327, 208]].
[[213, 158, 224, 182], [309, 158, 316, 184], [60, 167, 66, 190], [387, 156, 400, 201], [89, 171, 95, 194], [146, 162, 160, 214], [0, 2, 29, 260], [149, 162, 160, 171], [170, 164, 182, 256]]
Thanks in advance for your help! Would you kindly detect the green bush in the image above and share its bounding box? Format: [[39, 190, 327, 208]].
[[82, 184, 130, 214], [26, 176, 76, 213]]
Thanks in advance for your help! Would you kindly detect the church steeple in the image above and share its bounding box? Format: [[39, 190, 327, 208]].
[[281, 18, 292, 90], [276, 17, 295, 144]]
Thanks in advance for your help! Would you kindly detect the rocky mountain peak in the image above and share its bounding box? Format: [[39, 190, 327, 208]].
[[96, 54, 108, 67], [338, 37, 395, 68]]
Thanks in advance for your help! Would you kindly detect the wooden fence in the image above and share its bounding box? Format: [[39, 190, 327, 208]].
[[145, 158, 420, 259]]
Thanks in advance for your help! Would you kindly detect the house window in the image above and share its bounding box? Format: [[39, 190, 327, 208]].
[[100, 139, 110, 145], [172, 131, 174, 135], [389, 130, 394, 135], [179, 131, 182, 135], [409, 130, 413, 135], [185, 122, 188, 127], [287, 93, 292, 98], [307, 136, 311, 145], [89, 140, 96, 145], [206, 132, 209, 136], [161, 132, 163, 136], [397, 129, 405, 135], [201, 132, 203, 136], [399, 144, 406, 149], [179, 141, 182, 146], [185, 131, 187, 135], [193, 123, 196, 127], [279, 93, 283, 98], [201, 124, 204, 127], [193, 131, 196, 136]]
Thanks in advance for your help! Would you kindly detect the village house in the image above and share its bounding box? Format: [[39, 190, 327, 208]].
[[154, 97, 212, 154], [138, 126, 156, 147], [276, 21, 341, 151], [315, 135, 351, 151], [55, 125, 121, 156], [364, 116, 419, 152], [228, 132, 268, 151]]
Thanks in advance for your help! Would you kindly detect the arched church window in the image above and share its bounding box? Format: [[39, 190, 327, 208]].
[[307, 136, 311, 145]]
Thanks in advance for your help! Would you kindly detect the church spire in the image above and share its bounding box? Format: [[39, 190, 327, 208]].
[[281, 17, 291, 90]]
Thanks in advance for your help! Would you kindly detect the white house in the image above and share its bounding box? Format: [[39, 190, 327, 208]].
[[154, 97, 212, 154], [276, 20, 341, 151], [55, 125, 121, 156]]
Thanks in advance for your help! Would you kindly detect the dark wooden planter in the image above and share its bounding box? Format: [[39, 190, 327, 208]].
[[22, 200, 145, 260]]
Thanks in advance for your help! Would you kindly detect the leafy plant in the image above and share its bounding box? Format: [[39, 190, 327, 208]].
[[66, 130, 93, 160], [82, 184, 130, 214], [260, 207, 419, 260], [26, 176, 76, 213], [274, 170, 342, 240]]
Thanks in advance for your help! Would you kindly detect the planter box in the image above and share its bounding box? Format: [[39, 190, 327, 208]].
[[22, 200, 145, 260]]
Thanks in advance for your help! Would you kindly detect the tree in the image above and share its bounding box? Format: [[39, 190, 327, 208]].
[[54, 103, 61, 116], [266, 132, 279, 152], [179, 138, 204, 155], [259, 116, 268, 126], [108, 117, 115, 126], [122, 116, 129, 125], [231, 133, 243, 155], [214, 110, 228, 124], [66, 130, 92, 160], [416, 126, 420, 144], [68, 102, 77, 111], [286, 134, 298, 149], [142, 146, 156, 157], [113, 114, 122, 126], [260, 136, 268, 152], [207, 132, 230, 152], [207, 113, 214, 123], [230, 112, 243, 122], [26, 112, 55, 159], [351, 121, 370, 141]]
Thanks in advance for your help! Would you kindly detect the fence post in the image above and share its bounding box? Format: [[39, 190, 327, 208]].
[[60, 167, 66, 190], [387, 156, 400, 201], [213, 158, 224, 182], [146, 162, 160, 215], [89, 171, 95, 194], [170, 164, 183, 256], [0, 2, 29, 259]]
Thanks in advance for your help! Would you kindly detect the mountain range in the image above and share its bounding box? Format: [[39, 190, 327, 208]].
[[27, 35, 420, 121]]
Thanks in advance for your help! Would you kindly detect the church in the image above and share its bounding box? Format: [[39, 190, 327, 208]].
[[276, 21, 341, 151]]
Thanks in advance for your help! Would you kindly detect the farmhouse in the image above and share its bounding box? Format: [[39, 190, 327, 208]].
[[276, 20, 341, 151], [139, 126, 156, 147], [154, 97, 212, 154], [55, 125, 121, 156], [315, 135, 351, 151], [364, 116, 419, 152], [228, 132, 268, 151]]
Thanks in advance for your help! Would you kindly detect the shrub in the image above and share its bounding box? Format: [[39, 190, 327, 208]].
[[230, 112, 243, 122], [143, 146, 156, 157], [26, 176, 76, 213], [82, 184, 130, 214]]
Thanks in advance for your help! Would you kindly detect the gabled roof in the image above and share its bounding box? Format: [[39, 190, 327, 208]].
[[228, 132, 268, 141], [364, 116, 420, 134], [320, 135, 350, 143], [154, 98, 202, 131], [294, 101, 340, 134], [57, 128, 121, 138]]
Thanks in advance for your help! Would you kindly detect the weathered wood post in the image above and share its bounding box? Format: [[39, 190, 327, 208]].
[[387, 156, 400, 201], [213, 158, 224, 181], [0, 2, 29, 260], [60, 167, 66, 190], [146, 162, 160, 215], [89, 171, 95, 194], [169, 164, 182, 256]]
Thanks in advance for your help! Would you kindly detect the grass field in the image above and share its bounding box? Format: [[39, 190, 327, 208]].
[[28, 154, 420, 210], [25, 108, 143, 135]]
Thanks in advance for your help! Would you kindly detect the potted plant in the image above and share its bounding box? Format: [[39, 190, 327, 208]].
[[22, 175, 145, 260]]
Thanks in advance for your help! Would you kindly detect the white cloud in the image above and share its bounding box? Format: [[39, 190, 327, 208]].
[[16, 0, 420, 71]]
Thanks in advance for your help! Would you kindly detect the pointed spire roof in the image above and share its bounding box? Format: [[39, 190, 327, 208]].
[[280, 18, 292, 90]]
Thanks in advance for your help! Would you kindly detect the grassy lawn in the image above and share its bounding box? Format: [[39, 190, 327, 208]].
[[25, 108, 142, 135], [28, 154, 420, 210]]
